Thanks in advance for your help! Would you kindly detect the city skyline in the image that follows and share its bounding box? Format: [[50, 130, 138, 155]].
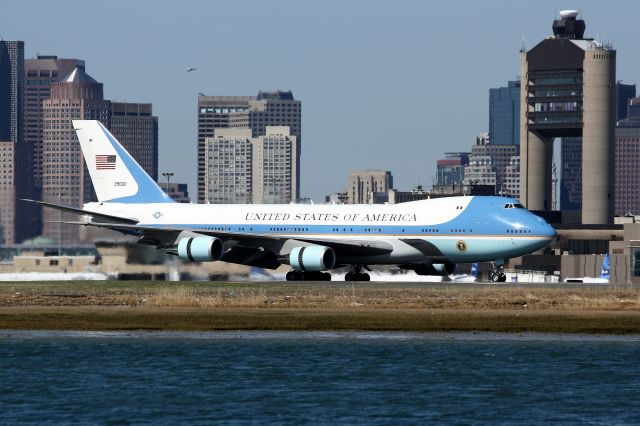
[[2, 1, 640, 202]]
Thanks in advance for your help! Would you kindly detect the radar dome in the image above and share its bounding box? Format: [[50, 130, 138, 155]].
[[559, 10, 579, 19]]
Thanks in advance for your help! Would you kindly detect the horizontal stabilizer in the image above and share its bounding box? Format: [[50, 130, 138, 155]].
[[22, 199, 139, 224]]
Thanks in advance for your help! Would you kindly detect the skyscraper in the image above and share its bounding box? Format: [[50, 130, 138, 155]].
[[346, 170, 393, 204], [198, 96, 251, 203], [25, 56, 85, 187], [249, 91, 301, 202], [504, 156, 521, 199], [253, 127, 297, 204], [205, 128, 253, 204], [560, 137, 582, 211], [463, 133, 519, 197], [0, 142, 15, 245], [197, 91, 301, 203], [616, 83, 636, 121], [489, 80, 520, 145], [41, 67, 111, 244], [436, 152, 469, 186], [0, 40, 24, 245], [22, 56, 85, 241], [205, 127, 297, 204], [520, 10, 616, 224], [110, 102, 158, 180], [0, 40, 24, 145], [614, 97, 640, 216], [463, 154, 496, 190]]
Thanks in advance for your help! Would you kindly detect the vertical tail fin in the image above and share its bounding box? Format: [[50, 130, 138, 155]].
[[73, 120, 172, 203]]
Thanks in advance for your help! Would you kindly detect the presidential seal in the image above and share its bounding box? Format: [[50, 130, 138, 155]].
[[456, 240, 467, 252]]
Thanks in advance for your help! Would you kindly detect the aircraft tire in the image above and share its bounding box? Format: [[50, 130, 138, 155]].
[[287, 271, 331, 281], [306, 271, 331, 281], [345, 272, 370, 282], [286, 270, 302, 281]]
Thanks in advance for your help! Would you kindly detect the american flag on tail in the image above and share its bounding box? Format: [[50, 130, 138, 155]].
[[95, 154, 116, 170]]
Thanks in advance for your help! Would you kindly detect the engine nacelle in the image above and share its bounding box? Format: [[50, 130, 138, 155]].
[[400, 262, 456, 276], [177, 236, 224, 262], [289, 245, 336, 272]]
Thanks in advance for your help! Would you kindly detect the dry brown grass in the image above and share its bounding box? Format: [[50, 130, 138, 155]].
[[145, 286, 269, 308], [138, 285, 640, 311], [3, 281, 640, 312], [3, 282, 640, 332]]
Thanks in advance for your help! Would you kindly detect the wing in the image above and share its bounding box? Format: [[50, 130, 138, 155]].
[[22, 199, 138, 224], [68, 221, 393, 261]]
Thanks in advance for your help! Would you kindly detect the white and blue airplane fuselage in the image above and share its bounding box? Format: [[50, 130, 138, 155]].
[[28, 121, 556, 282], [89, 197, 554, 264]]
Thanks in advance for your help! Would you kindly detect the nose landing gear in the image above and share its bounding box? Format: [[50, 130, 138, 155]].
[[489, 267, 507, 282], [487, 259, 508, 283]]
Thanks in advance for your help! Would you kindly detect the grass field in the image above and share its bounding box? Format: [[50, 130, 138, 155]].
[[1, 281, 640, 333]]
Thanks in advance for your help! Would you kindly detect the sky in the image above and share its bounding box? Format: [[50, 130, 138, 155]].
[[2, 0, 640, 202]]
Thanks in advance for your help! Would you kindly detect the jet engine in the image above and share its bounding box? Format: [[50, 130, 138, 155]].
[[289, 245, 336, 272], [400, 262, 456, 276], [177, 236, 224, 262]]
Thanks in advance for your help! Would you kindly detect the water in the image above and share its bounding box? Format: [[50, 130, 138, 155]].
[[1, 331, 640, 425]]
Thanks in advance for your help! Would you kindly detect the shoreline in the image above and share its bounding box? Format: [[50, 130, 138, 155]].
[[2, 307, 640, 334], [2, 281, 640, 333]]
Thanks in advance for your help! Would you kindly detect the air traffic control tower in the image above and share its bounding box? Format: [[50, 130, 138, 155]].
[[520, 10, 616, 224]]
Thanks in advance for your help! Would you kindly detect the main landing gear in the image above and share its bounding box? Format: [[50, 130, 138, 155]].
[[285, 270, 331, 281], [344, 265, 370, 282], [284, 265, 371, 282]]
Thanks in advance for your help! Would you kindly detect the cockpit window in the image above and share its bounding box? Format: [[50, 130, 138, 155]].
[[504, 203, 525, 209]]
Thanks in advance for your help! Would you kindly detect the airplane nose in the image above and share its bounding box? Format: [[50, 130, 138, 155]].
[[544, 223, 557, 239], [536, 218, 556, 238], [529, 213, 556, 238]]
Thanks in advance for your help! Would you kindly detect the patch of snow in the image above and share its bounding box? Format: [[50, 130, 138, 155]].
[[563, 277, 609, 284], [0, 272, 109, 281]]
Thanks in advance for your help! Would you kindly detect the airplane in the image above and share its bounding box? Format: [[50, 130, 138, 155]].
[[186, 67, 196, 72], [26, 120, 557, 282]]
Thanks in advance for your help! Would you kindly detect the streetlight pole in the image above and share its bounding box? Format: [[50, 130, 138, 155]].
[[161, 172, 174, 195], [57, 192, 63, 256]]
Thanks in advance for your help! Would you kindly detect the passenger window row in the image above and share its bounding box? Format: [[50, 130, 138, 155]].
[[507, 229, 531, 234]]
